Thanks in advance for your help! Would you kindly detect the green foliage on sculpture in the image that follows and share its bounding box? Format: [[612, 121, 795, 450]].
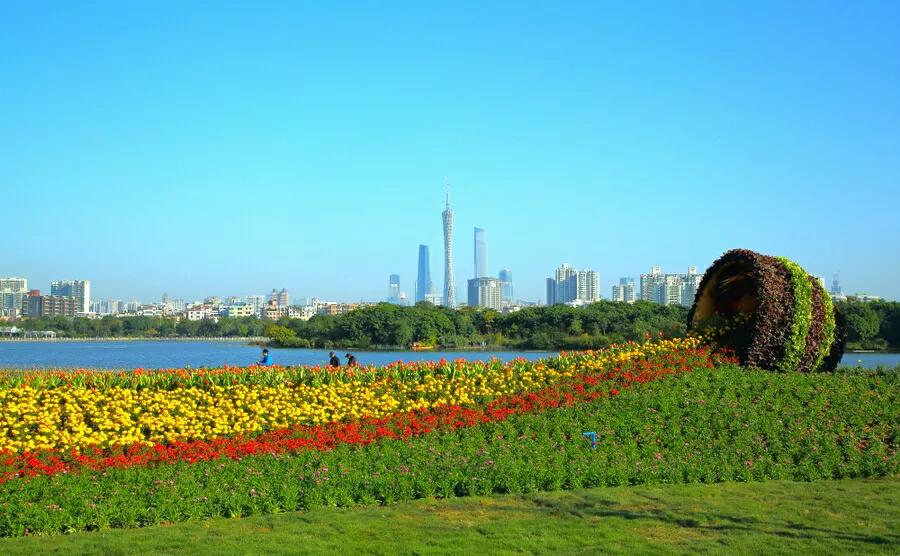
[[688, 249, 844, 372]]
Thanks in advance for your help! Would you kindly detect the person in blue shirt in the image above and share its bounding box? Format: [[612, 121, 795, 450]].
[[258, 348, 271, 366]]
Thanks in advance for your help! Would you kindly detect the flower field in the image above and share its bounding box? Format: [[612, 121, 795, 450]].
[[0, 338, 897, 537]]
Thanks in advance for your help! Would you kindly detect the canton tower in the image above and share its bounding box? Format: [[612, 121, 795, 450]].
[[442, 184, 456, 307]]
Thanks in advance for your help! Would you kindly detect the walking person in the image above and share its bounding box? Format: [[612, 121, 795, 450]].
[[328, 351, 341, 367], [345, 352, 357, 367], [258, 348, 272, 367]]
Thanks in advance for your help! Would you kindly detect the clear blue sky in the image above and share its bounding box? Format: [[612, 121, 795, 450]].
[[2, 1, 899, 303]]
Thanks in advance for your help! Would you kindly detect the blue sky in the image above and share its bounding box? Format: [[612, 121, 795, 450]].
[[2, 1, 899, 303]]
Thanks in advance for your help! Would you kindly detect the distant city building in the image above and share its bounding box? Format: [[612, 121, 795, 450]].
[[291, 305, 318, 320], [388, 274, 401, 304], [26, 290, 77, 318], [267, 288, 290, 308], [187, 304, 220, 321], [546, 264, 600, 305], [424, 292, 443, 306], [442, 189, 457, 308], [639, 266, 701, 307], [0, 277, 28, 317], [262, 297, 287, 320], [92, 299, 124, 315], [831, 273, 843, 296], [50, 280, 90, 314], [467, 277, 502, 310], [416, 244, 433, 303], [847, 293, 882, 302], [611, 277, 637, 303], [474, 227, 488, 278], [498, 269, 513, 305], [222, 304, 256, 318], [246, 295, 265, 315]]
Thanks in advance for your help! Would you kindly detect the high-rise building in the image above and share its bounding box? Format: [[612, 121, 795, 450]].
[[474, 227, 488, 278], [467, 277, 502, 310], [26, 290, 77, 318], [50, 280, 90, 314], [576, 270, 600, 302], [640, 266, 700, 306], [546, 264, 599, 305], [416, 244, 433, 303], [498, 269, 513, 304], [278, 288, 290, 308], [388, 274, 401, 304], [611, 277, 637, 303], [246, 295, 265, 315], [442, 189, 456, 308], [0, 277, 28, 317]]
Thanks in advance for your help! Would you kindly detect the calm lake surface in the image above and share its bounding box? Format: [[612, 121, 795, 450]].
[[0, 340, 896, 370], [0, 341, 556, 370]]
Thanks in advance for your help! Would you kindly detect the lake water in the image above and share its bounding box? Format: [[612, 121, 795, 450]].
[[0, 340, 896, 370], [0, 341, 556, 370]]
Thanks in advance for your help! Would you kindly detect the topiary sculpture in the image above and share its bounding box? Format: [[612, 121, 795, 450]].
[[688, 249, 845, 372]]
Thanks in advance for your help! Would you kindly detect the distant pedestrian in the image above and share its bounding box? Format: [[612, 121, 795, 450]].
[[345, 353, 357, 367], [329, 351, 341, 367], [258, 348, 272, 366]]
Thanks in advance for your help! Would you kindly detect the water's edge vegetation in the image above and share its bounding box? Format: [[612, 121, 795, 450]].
[[7, 299, 900, 351]]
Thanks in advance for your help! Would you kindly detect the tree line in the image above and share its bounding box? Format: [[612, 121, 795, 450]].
[[263, 301, 689, 350], [836, 299, 900, 351], [9, 299, 898, 352]]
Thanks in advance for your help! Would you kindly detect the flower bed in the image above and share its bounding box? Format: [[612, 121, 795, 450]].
[[0, 338, 704, 476], [0, 358, 895, 537]]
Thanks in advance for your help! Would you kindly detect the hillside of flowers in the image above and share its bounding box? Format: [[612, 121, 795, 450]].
[[0, 337, 897, 537]]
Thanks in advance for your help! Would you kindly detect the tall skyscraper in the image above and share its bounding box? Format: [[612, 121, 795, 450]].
[[467, 277, 502, 310], [50, 280, 90, 314], [474, 227, 487, 278], [416, 244, 432, 303], [546, 264, 599, 305], [640, 266, 700, 307], [388, 274, 401, 304], [278, 288, 290, 308], [498, 269, 513, 304], [442, 188, 456, 308], [611, 277, 637, 303]]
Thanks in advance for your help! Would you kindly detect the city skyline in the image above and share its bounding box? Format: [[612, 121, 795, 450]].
[[3, 3, 899, 302]]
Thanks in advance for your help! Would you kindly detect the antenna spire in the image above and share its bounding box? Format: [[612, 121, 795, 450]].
[[445, 177, 450, 208]]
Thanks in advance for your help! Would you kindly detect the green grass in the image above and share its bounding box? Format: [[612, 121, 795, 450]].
[[0, 477, 896, 555]]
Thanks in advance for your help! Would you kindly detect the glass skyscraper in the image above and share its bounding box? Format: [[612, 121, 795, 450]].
[[474, 227, 487, 278], [388, 274, 401, 304], [498, 269, 513, 303], [416, 245, 432, 303]]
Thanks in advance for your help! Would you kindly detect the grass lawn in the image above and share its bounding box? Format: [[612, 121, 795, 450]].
[[1, 477, 897, 555]]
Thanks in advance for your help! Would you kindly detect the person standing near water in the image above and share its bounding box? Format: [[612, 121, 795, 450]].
[[345, 353, 357, 367], [329, 352, 341, 367], [258, 348, 271, 366]]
